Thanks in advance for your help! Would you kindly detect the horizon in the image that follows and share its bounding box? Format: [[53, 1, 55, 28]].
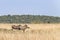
[[0, 14, 60, 17]]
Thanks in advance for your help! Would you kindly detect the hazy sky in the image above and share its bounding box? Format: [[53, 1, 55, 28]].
[[0, 0, 60, 16]]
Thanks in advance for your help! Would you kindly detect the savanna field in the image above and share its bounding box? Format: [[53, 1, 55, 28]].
[[0, 23, 60, 40]]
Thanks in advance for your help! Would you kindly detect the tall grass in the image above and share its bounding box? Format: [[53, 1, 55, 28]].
[[0, 24, 60, 40], [0, 28, 57, 40]]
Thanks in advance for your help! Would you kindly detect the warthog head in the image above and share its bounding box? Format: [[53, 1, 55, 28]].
[[24, 24, 30, 29]]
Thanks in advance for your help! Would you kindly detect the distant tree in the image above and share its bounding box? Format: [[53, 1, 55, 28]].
[[0, 15, 60, 23]]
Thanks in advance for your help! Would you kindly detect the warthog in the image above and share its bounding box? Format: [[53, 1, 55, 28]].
[[12, 24, 30, 32], [12, 25, 21, 30], [20, 24, 30, 32]]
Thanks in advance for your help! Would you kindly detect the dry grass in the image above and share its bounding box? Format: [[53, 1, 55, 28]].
[[0, 23, 60, 40]]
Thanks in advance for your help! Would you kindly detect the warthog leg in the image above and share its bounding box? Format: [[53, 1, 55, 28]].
[[23, 29, 25, 32]]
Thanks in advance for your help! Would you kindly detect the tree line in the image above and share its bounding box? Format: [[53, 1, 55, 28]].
[[0, 15, 60, 23]]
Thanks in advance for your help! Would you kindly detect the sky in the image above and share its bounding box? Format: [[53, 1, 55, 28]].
[[0, 0, 60, 16]]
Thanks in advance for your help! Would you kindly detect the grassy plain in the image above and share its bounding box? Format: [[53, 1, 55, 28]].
[[0, 23, 60, 40]]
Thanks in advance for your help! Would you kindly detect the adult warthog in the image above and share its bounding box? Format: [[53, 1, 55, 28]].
[[20, 24, 30, 32], [12, 25, 21, 30], [12, 24, 30, 32]]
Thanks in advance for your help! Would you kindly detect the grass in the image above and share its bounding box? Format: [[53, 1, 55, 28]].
[[0, 29, 54, 40], [0, 23, 60, 40]]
